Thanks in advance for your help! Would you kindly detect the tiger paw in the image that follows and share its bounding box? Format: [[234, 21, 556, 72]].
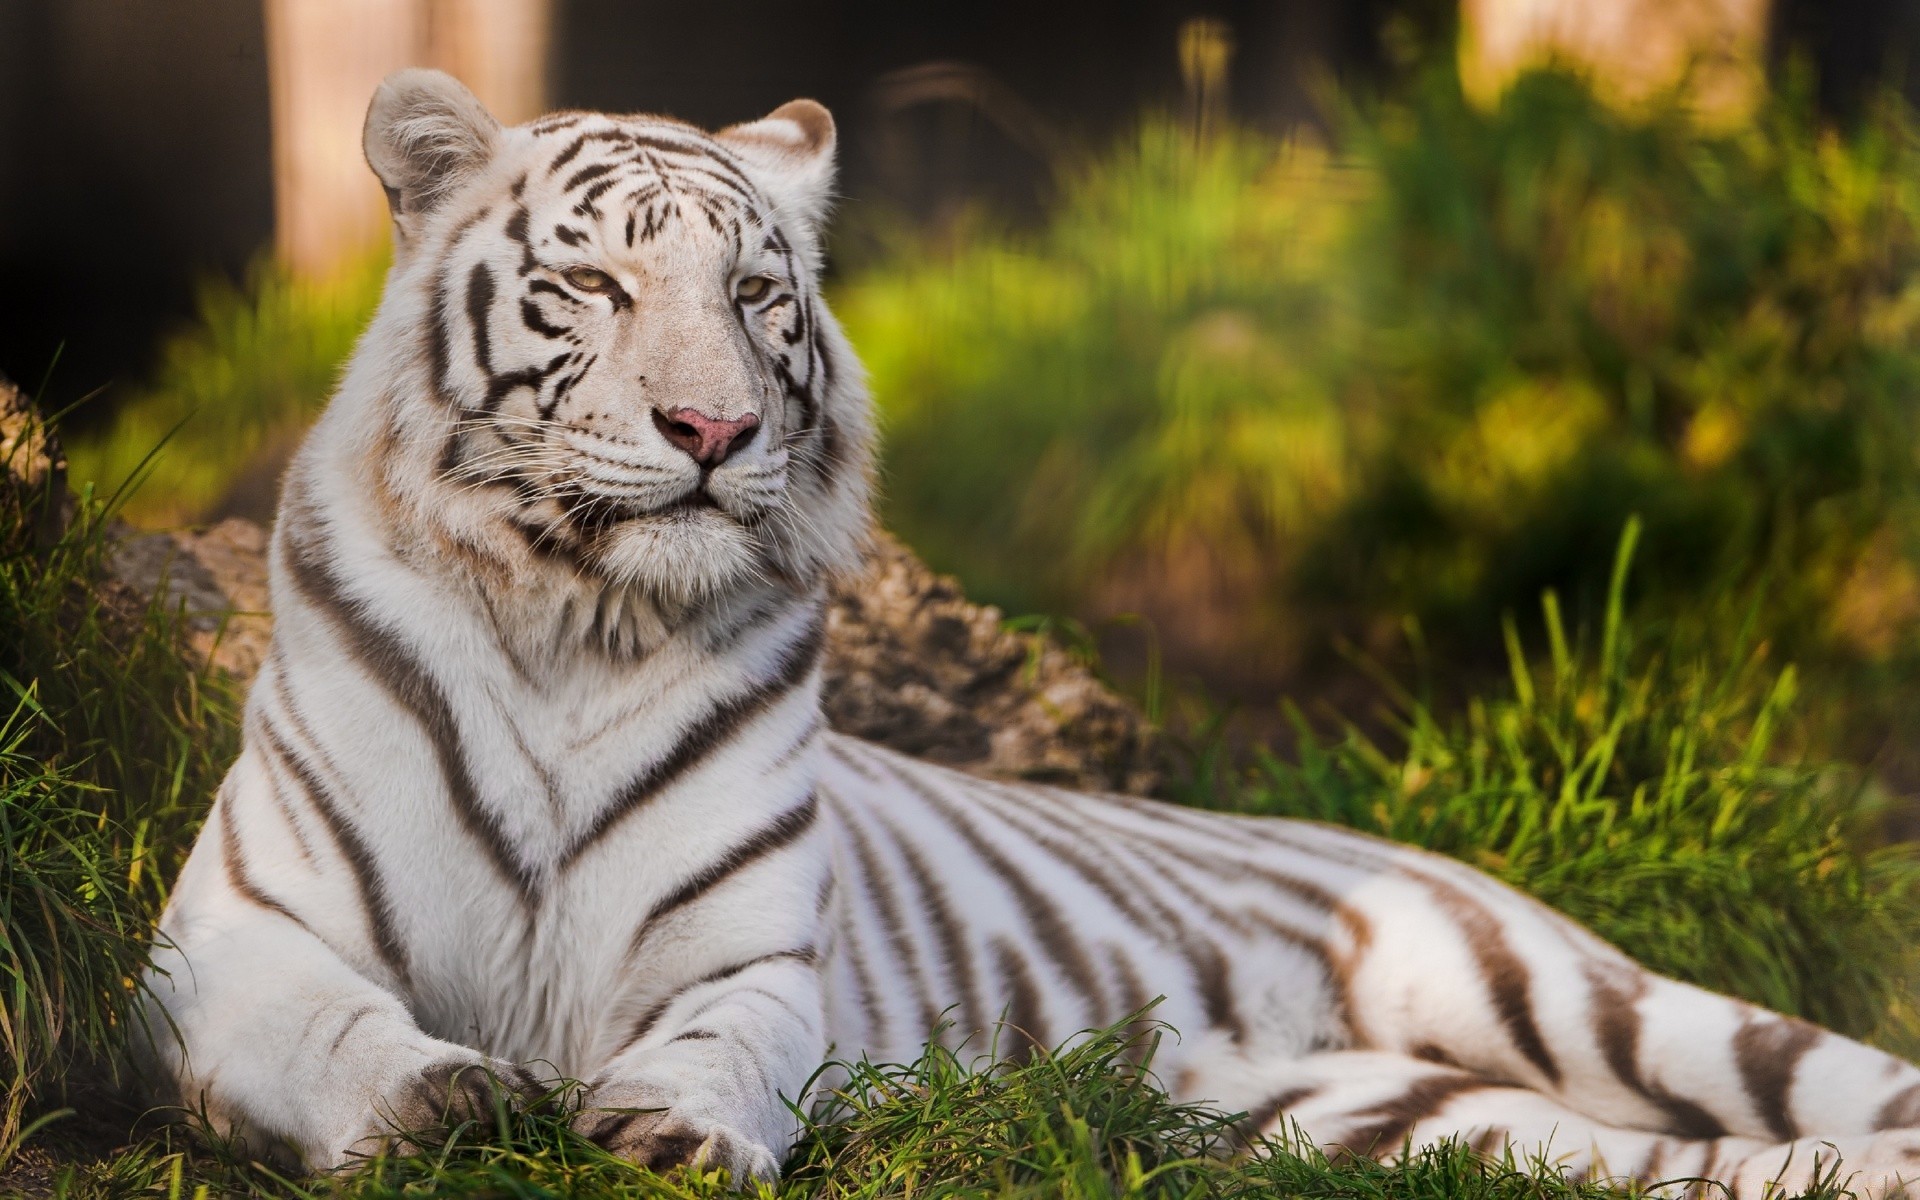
[[358, 1057, 546, 1153], [575, 1102, 780, 1181]]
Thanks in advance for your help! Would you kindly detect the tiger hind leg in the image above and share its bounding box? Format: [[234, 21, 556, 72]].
[[1239, 1050, 1920, 1199], [1303, 833, 1920, 1146]]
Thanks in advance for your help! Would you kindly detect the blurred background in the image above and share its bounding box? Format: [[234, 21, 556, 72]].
[[8, 0, 1920, 782]]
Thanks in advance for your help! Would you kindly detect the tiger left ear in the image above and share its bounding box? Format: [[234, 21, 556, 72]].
[[363, 69, 501, 234], [717, 100, 837, 243]]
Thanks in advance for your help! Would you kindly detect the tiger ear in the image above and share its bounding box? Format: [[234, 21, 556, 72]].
[[363, 69, 501, 229], [717, 100, 837, 243]]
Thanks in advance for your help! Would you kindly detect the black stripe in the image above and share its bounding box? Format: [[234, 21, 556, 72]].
[[256, 714, 410, 982], [1105, 947, 1159, 1066], [505, 204, 536, 274], [487, 350, 572, 416], [281, 512, 536, 905], [427, 268, 453, 399], [1586, 966, 1727, 1139], [465, 263, 495, 374], [1341, 1072, 1491, 1159], [816, 815, 889, 1051], [580, 174, 626, 207], [1235, 1085, 1321, 1144], [547, 133, 589, 172], [520, 299, 570, 339], [217, 793, 312, 933], [623, 133, 761, 195], [559, 615, 825, 868], [836, 813, 941, 1036], [563, 160, 618, 191], [425, 205, 493, 404], [968, 784, 1248, 1041], [1188, 938, 1245, 1044], [991, 936, 1049, 1060], [972, 784, 1181, 938], [1877, 1082, 1920, 1130], [1733, 1015, 1821, 1141], [1069, 802, 1350, 1035], [871, 811, 985, 1039], [867, 751, 1110, 1017], [627, 795, 820, 957], [251, 743, 319, 864], [1427, 883, 1561, 1086], [620, 948, 817, 1051]]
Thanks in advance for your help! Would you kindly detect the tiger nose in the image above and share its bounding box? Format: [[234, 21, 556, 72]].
[[651, 407, 761, 467]]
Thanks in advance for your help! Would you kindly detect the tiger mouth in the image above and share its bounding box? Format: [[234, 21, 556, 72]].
[[654, 491, 723, 518], [560, 486, 724, 533]]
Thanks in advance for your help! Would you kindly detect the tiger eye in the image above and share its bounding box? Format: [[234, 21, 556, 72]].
[[563, 266, 619, 293], [736, 275, 773, 303]]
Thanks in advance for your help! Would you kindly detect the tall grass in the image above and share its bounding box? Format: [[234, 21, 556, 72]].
[[43, 1021, 1778, 1200], [1178, 523, 1920, 1049], [0, 703, 146, 1159], [0, 405, 238, 1157]]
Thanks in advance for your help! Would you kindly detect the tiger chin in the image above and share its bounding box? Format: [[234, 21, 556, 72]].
[[139, 68, 1920, 1196]]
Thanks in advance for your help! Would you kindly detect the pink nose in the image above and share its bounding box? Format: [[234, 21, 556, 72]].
[[651, 407, 760, 468]]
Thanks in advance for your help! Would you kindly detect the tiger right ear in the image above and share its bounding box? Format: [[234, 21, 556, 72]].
[[363, 69, 500, 227]]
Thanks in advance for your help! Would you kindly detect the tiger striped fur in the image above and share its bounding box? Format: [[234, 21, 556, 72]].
[[141, 69, 1920, 1194]]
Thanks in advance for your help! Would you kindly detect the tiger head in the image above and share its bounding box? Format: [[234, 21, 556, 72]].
[[342, 69, 871, 605]]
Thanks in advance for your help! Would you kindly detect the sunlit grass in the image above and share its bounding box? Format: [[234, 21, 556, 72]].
[[39, 1021, 1846, 1200], [1175, 524, 1920, 1051], [0, 403, 237, 1163]]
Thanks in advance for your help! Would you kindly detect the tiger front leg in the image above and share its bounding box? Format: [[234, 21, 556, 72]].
[[577, 950, 825, 1180], [141, 804, 545, 1168]]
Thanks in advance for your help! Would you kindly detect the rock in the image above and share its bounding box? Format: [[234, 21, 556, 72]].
[[0, 376, 68, 551], [3, 380, 1160, 793], [110, 519, 274, 682], [823, 530, 1162, 793]]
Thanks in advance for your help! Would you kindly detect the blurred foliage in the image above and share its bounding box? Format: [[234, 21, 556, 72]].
[[838, 65, 1920, 726], [67, 254, 386, 527]]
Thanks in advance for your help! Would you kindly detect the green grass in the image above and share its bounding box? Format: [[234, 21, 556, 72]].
[[35, 1021, 1827, 1200], [1176, 523, 1920, 1050], [0, 404, 237, 1161], [0, 702, 147, 1160]]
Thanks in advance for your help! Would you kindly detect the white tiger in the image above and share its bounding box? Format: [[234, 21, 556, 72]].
[[141, 69, 1920, 1194]]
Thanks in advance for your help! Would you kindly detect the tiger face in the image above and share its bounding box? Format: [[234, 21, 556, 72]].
[[359, 71, 869, 603]]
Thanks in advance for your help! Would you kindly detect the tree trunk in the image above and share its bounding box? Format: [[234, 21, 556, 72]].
[[1461, 0, 1771, 119], [263, 0, 551, 280]]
